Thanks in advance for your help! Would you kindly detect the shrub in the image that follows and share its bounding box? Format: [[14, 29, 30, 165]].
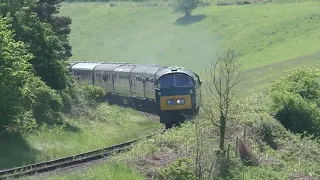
[[250, 116, 289, 150], [25, 77, 64, 125], [59, 82, 105, 116], [271, 68, 320, 136], [157, 158, 196, 180], [81, 83, 105, 103]]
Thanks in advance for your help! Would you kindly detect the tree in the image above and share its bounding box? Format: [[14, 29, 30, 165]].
[[33, 0, 72, 59], [174, 0, 201, 16], [201, 48, 243, 153], [0, 14, 34, 130], [0, 0, 71, 90]]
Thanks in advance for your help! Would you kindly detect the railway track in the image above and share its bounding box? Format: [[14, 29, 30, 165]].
[[0, 128, 165, 180]]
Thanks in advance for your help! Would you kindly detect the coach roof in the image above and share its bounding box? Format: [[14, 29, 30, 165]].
[[94, 62, 130, 72], [71, 62, 101, 71]]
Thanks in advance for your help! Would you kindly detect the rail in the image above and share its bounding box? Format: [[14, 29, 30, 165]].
[[0, 128, 165, 180]]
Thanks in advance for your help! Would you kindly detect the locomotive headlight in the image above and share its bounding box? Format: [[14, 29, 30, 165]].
[[176, 99, 185, 105], [167, 99, 175, 105]]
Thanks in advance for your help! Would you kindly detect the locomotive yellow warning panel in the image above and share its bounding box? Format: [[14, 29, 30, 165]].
[[160, 95, 192, 110]]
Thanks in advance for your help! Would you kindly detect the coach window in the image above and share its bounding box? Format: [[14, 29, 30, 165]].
[[102, 74, 107, 82], [133, 78, 135, 86]]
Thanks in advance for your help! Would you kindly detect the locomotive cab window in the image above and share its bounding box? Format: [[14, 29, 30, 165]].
[[158, 74, 194, 88], [175, 74, 194, 87]]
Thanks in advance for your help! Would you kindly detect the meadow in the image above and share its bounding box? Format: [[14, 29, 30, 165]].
[[60, 0, 320, 94], [11, 0, 320, 179]]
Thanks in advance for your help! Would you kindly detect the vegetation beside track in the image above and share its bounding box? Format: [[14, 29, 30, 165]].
[[0, 100, 161, 170], [25, 92, 320, 179], [2, 0, 320, 179], [0, 0, 161, 172], [27, 0, 320, 179]]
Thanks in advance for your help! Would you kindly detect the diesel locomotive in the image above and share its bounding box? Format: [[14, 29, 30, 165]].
[[67, 62, 202, 128]]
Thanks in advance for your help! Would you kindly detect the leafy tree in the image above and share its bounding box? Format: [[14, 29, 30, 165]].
[[0, 14, 34, 131], [174, 0, 201, 16], [271, 68, 320, 136], [0, 0, 71, 90], [33, 0, 72, 59], [0, 12, 66, 132]]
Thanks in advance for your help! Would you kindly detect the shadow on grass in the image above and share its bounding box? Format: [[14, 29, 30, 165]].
[[174, 14, 207, 26], [64, 122, 81, 133], [0, 132, 38, 170]]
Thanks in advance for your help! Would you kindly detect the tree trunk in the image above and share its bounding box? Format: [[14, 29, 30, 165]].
[[219, 112, 226, 153], [185, 10, 191, 16]]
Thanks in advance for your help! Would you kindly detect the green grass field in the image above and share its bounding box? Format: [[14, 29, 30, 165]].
[[60, 1, 320, 94], [0, 104, 161, 170]]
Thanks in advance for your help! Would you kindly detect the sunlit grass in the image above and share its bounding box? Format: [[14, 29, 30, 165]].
[[0, 103, 162, 170]]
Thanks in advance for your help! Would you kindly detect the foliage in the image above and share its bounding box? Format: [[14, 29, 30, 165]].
[[33, 0, 72, 60], [173, 0, 201, 16], [157, 158, 196, 180], [24, 77, 64, 125], [0, 14, 34, 131], [250, 116, 289, 150], [271, 68, 320, 135], [0, 0, 75, 133], [59, 82, 105, 116], [0, 0, 71, 91]]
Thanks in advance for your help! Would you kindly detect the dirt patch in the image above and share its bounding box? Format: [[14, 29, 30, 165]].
[[131, 150, 180, 179], [290, 172, 315, 180]]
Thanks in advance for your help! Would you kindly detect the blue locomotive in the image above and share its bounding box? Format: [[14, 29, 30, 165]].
[[67, 62, 202, 128]]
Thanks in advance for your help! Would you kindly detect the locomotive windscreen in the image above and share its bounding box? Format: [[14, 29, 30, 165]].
[[158, 74, 194, 88]]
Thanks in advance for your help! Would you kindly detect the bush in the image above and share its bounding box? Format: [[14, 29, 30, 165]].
[[59, 82, 105, 116], [250, 116, 289, 150], [271, 68, 320, 136], [81, 83, 105, 103], [157, 158, 196, 180], [25, 77, 64, 125]]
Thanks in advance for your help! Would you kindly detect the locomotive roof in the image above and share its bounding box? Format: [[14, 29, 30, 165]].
[[94, 62, 130, 72], [155, 66, 199, 80], [71, 62, 101, 71]]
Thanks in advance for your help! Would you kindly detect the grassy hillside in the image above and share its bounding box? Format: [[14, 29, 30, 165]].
[[0, 104, 161, 170], [59, 1, 320, 94]]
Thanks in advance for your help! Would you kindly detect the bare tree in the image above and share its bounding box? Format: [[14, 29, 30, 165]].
[[201, 48, 243, 154]]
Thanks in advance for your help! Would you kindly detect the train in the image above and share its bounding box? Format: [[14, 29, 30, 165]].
[[66, 61, 202, 128]]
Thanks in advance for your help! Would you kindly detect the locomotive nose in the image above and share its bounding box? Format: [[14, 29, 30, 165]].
[[159, 94, 192, 110]]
